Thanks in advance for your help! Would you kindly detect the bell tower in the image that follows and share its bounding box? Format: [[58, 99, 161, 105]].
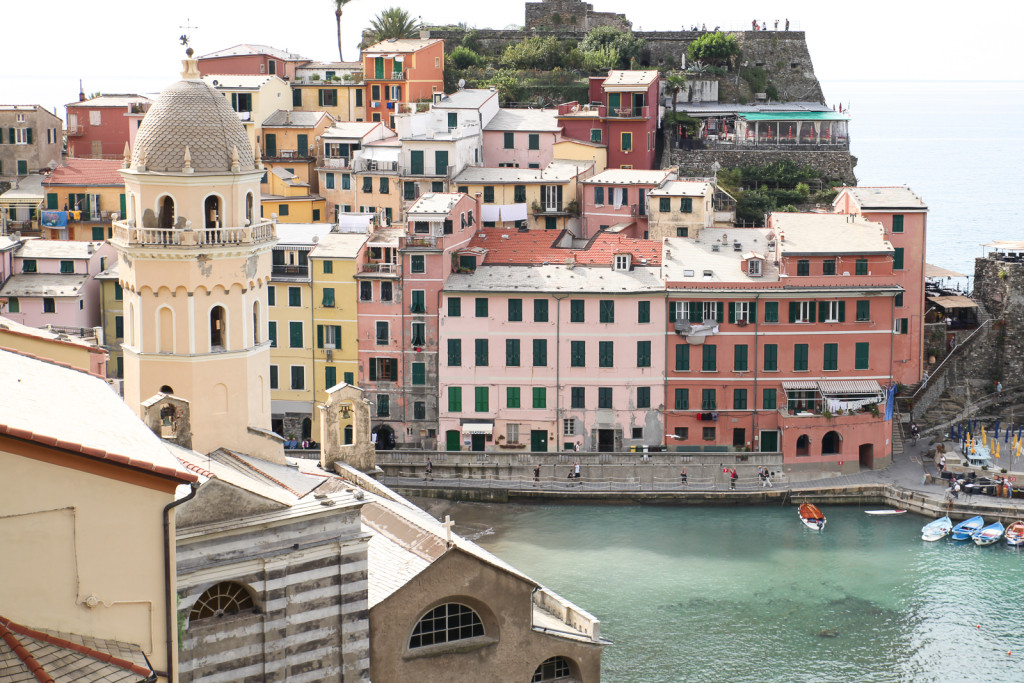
[[113, 50, 283, 462]]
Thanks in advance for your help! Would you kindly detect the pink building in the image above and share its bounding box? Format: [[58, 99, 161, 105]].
[[66, 94, 151, 159], [833, 186, 928, 386], [439, 229, 664, 452], [664, 214, 900, 470], [580, 168, 675, 239], [197, 44, 309, 81], [0, 239, 113, 330], [557, 70, 660, 170], [356, 193, 477, 448], [482, 108, 561, 169]]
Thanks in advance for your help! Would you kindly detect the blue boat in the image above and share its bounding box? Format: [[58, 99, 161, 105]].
[[951, 516, 984, 540], [921, 516, 952, 541], [973, 522, 1005, 546]]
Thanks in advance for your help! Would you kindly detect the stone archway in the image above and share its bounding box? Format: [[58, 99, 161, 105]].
[[372, 424, 396, 450]]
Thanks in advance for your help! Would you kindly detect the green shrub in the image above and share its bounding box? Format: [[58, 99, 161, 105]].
[[580, 26, 645, 69], [686, 31, 739, 65], [450, 46, 483, 69]]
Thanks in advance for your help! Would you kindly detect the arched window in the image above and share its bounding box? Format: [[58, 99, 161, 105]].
[[128, 194, 136, 222], [126, 301, 135, 346], [252, 301, 260, 344], [344, 424, 353, 445], [189, 582, 255, 621], [796, 434, 810, 456], [302, 417, 312, 441], [158, 195, 175, 230], [158, 306, 174, 353], [210, 306, 226, 350], [205, 195, 221, 230], [822, 430, 842, 455], [409, 603, 484, 649], [532, 656, 574, 682], [246, 192, 254, 226], [160, 385, 174, 394]]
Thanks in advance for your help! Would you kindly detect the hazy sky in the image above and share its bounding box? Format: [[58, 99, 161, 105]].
[[5, 0, 1020, 118]]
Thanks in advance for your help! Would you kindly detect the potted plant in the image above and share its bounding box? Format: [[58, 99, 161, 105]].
[[311, 73, 321, 81], [870, 404, 881, 418]]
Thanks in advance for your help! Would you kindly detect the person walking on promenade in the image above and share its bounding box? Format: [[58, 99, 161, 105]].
[[758, 467, 766, 487], [939, 455, 946, 472], [424, 458, 433, 481], [533, 464, 540, 484], [730, 467, 738, 490], [785, 18, 790, 30], [681, 468, 688, 486], [574, 460, 581, 484]]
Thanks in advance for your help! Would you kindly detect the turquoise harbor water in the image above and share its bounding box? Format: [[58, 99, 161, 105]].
[[454, 504, 1024, 682]]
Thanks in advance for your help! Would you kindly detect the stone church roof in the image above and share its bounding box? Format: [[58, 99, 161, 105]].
[[132, 78, 254, 174]]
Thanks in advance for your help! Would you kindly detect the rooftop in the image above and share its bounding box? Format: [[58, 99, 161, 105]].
[[431, 89, 499, 110], [0, 315, 102, 350], [0, 349, 195, 482], [67, 94, 151, 108], [840, 186, 928, 210], [362, 38, 443, 54], [454, 159, 593, 184], [16, 239, 101, 259], [468, 228, 662, 266], [0, 273, 87, 298], [675, 101, 834, 115], [408, 192, 464, 216], [0, 175, 45, 201], [0, 616, 154, 683], [201, 74, 277, 90], [262, 109, 332, 128], [309, 231, 369, 259], [584, 168, 675, 185], [274, 223, 334, 246], [45, 159, 125, 187], [322, 121, 387, 140], [447, 261, 663, 293], [199, 43, 308, 61], [602, 70, 659, 88], [772, 213, 894, 255], [663, 229, 779, 283], [649, 180, 713, 197], [484, 108, 561, 132]]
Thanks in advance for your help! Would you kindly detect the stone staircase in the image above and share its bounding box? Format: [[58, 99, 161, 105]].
[[891, 420, 904, 457]]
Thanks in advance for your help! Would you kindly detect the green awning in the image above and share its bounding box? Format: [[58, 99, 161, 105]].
[[738, 112, 850, 121]]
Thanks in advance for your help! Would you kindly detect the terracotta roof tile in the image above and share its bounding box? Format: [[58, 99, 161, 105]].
[[467, 229, 661, 266], [44, 159, 124, 187]]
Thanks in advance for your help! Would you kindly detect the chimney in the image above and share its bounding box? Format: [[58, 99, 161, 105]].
[[420, 30, 430, 40], [475, 192, 483, 225], [78, 80, 86, 102]]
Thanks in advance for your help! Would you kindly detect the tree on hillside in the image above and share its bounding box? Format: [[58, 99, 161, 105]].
[[665, 73, 687, 111], [366, 7, 422, 44], [334, 0, 353, 61], [686, 32, 739, 67], [579, 26, 645, 70]]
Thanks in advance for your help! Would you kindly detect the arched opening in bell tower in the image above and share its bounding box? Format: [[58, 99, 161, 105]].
[[210, 305, 227, 350], [158, 195, 175, 230], [205, 195, 221, 230], [252, 301, 260, 344], [246, 192, 254, 226]]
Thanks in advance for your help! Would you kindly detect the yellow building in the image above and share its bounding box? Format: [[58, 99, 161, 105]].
[[201, 74, 293, 155], [95, 261, 124, 378], [316, 121, 397, 221], [292, 61, 366, 122], [260, 109, 335, 194], [262, 166, 327, 223], [0, 314, 107, 375], [308, 231, 367, 436], [116, 56, 281, 462], [646, 178, 716, 241], [553, 138, 608, 174], [0, 174, 44, 236], [42, 158, 127, 240], [267, 223, 333, 441], [0, 348, 198, 682], [453, 159, 595, 231]]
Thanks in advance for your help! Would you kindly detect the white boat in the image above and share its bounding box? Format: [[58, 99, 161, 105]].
[[799, 503, 826, 531], [1005, 521, 1024, 547], [921, 516, 952, 541], [866, 509, 907, 516], [973, 521, 1005, 547]]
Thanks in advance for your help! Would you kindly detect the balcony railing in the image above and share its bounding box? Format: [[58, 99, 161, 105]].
[[272, 264, 309, 278], [402, 235, 438, 249], [270, 148, 314, 160], [352, 158, 400, 174], [362, 262, 397, 274], [66, 125, 83, 136], [111, 219, 275, 247], [610, 106, 649, 118], [320, 157, 349, 169]]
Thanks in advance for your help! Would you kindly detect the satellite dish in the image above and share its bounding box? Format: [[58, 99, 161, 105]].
[[458, 78, 465, 90], [312, 235, 319, 243], [212, 79, 219, 86]]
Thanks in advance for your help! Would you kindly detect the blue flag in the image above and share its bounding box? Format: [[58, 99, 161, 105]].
[[884, 385, 896, 421]]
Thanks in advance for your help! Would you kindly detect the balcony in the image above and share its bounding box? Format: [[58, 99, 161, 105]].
[[401, 235, 438, 249], [362, 262, 397, 274], [352, 158, 400, 174], [66, 125, 83, 136], [609, 106, 650, 118], [272, 264, 309, 279], [111, 219, 276, 247], [320, 157, 349, 170], [270, 148, 314, 160]]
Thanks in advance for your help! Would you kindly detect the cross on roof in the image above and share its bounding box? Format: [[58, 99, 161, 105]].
[[179, 18, 198, 48], [441, 515, 455, 546]]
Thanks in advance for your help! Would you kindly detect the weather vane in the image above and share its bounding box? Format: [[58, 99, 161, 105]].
[[179, 18, 198, 55]]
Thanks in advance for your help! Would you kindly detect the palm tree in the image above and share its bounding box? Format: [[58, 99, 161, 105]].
[[366, 7, 421, 44], [665, 73, 687, 111], [334, 0, 353, 62]]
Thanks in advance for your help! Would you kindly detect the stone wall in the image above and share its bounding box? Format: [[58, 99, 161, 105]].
[[668, 147, 856, 185], [970, 257, 1024, 382], [524, 0, 630, 31]]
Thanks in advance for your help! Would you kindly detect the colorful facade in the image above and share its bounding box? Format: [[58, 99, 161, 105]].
[[361, 38, 445, 128], [262, 167, 327, 223], [201, 74, 293, 154], [95, 262, 124, 378], [41, 158, 127, 241], [0, 105, 63, 182], [558, 70, 660, 170], [65, 94, 151, 160], [482, 108, 561, 169], [646, 179, 715, 241], [260, 109, 335, 194], [580, 168, 675, 238], [316, 122, 397, 220], [197, 43, 309, 81]]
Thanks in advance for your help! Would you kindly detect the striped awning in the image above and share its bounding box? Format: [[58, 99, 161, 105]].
[[461, 423, 493, 435], [817, 380, 883, 397], [782, 380, 819, 391]]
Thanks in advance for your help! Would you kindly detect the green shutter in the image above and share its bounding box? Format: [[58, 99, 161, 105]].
[[855, 342, 869, 369], [412, 362, 425, 385], [475, 386, 489, 412], [893, 247, 904, 270], [764, 301, 778, 322], [764, 344, 777, 371], [675, 344, 689, 371], [716, 302, 724, 323], [434, 150, 448, 175], [317, 325, 324, 348], [292, 88, 302, 106], [325, 366, 337, 388], [507, 387, 520, 408], [638, 301, 650, 323], [838, 301, 845, 322], [532, 387, 546, 408], [734, 344, 748, 371], [668, 301, 677, 323], [119, 193, 126, 218], [448, 386, 462, 411], [892, 215, 904, 233], [749, 301, 757, 321], [26, 128, 32, 144], [264, 133, 276, 157], [789, 302, 798, 323], [819, 302, 828, 321], [728, 302, 735, 323], [46, 193, 58, 210], [410, 150, 424, 175], [689, 303, 702, 323], [702, 344, 716, 371]]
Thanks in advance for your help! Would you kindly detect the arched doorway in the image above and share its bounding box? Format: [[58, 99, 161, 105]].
[[301, 417, 312, 441], [372, 424, 395, 450], [796, 434, 810, 456], [158, 196, 174, 229], [822, 431, 842, 455], [859, 443, 874, 469], [205, 195, 221, 230]]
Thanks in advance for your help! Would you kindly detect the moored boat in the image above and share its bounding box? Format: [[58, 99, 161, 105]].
[[798, 503, 826, 531], [866, 509, 907, 516], [951, 516, 985, 541], [1005, 521, 1024, 547], [921, 516, 952, 541], [973, 522, 1005, 546]]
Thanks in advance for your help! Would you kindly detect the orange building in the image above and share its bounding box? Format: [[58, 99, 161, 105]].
[[362, 38, 444, 128]]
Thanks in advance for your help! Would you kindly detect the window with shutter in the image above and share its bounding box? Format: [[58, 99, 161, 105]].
[[508, 298, 522, 321], [701, 389, 716, 410], [675, 388, 689, 410], [448, 339, 461, 366], [855, 342, 869, 369], [506, 339, 520, 366], [412, 362, 425, 385], [448, 386, 462, 411], [534, 299, 548, 322], [599, 300, 614, 323], [571, 341, 585, 367], [675, 344, 689, 371], [733, 389, 747, 409], [599, 341, 614, 367], [763, 344, 778, 371], [475, 339, 488, 366], [823, 343, 838, 370], [532, 387, 546, 408], [571, 387, 585, 408], [638, 301, 650, 323], [570, 299, 584, 322], [702, 344, 717, 371], [734, 344, 748, 371], [637, 341, 651, 367], [507, 387, 521, 408], [794, 344, 809, 371], [474, 387, 489, 412], [533, 339, 547, 366]]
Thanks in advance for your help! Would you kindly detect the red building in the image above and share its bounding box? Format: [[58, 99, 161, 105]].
[[361, 38, 445, 129], [65, 94, 151, 159], [197, 44, 309, 81], [664, 214, 901, 472], [833, 186, 928, 386], [558, 70, 659, 170], [580, 168, 675, 239]]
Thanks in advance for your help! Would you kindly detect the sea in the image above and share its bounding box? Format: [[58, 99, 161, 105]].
[[455, 503, 1024, 683], [820, 80, 1024, 286]]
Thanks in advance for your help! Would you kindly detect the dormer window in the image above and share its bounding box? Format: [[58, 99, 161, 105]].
[[748, 259, 762, 276], [614, 254, 631, 271]]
